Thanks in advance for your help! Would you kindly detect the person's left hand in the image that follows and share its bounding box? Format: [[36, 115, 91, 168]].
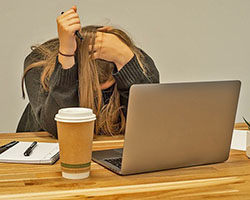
[[89, 30, 134, 71]]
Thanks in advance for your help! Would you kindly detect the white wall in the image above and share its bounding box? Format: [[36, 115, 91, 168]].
[[0, 0, 249, 133]]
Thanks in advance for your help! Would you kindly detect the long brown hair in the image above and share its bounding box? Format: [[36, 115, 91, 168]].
[[22, 25, 146, 136]]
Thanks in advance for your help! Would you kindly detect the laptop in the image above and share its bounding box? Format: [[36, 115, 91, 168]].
[[92, 80, 241, 175]]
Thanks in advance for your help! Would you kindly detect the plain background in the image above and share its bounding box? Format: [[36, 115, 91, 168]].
[[0, 0, 249, 133]]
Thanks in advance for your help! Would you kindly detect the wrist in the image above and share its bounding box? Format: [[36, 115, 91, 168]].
[[115, 49, 134, 71], [59, 40, 76, 55], [58, 51, 75, 57], [58, 54, 75, 69], [59, 48, 75, 55]]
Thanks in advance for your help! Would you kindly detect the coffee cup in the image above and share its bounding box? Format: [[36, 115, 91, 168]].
[[55, 107, 96, 179]]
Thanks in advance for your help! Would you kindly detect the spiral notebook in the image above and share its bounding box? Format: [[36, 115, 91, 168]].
[[0, 142, 59, 164]]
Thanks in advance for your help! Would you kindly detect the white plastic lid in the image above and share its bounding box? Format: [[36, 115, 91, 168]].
[[55, 107, 96, 123]]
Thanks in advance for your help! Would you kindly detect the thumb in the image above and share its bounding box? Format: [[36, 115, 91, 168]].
[[72, 5, 77, 12]]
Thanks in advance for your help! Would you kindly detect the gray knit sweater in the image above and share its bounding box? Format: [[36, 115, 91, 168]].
[[17, 49, 159, 138]]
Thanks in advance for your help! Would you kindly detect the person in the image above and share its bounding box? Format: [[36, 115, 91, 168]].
[[17, 6, 159, 138]]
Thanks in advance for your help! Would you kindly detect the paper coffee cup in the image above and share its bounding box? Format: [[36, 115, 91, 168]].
[[55, 107, 96, 179]]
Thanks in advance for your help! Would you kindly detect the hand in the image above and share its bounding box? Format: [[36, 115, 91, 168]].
[[56, 5, 81, 55], [90, 30, 134, 71]]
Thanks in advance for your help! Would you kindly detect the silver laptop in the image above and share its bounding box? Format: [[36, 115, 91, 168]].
[[92, 80, 241, 175]]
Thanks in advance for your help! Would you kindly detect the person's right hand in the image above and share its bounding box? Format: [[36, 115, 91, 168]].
[[56, 5, 81, 55]]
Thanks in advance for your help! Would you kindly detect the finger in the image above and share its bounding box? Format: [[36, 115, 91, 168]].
[[95, 31, 104, 38], [90, 33, 103, 51], [71, 24, 81, 32], [92, 51, 100, 60], [90, 41, 103, 59], [65, 24, 81, 36], [61, 8, 75, 17], [97, 26, 113, 32], [57, 13, 80, 27], [95, 32, 105, 44], [88, 32, 100, 48], [63, 13, 79, 21], [88, 44, 97, 52], [58, 10, 77, 23], [66, 18, 81, 26], [57, 15, 81, 29]]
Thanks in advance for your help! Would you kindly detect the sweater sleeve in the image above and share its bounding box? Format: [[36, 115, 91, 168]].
[[112, 49, 159, 116], [24, 52, 79, 138]]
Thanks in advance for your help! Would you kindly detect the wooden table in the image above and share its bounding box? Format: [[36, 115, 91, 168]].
[[0, 127, 249, 200]]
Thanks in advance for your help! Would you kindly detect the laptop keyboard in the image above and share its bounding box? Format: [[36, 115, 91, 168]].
[[104, 157, 122, 169]]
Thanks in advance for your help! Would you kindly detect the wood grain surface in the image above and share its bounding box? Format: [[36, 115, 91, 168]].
[[0, 124, 249, 200], [234, 123, 248, 130]]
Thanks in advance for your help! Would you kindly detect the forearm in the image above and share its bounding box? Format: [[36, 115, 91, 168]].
[[112, 51, 159, 116], [113, 52, 159, 90], [25, 57, 79, 138]]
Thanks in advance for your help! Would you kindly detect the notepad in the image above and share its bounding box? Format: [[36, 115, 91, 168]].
[[0, 142, 59, 164]]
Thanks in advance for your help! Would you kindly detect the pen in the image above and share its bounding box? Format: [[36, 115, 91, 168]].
[[61, 12, 84, 41], [24, 141, 37, 156], [0, 141, 19, 154]]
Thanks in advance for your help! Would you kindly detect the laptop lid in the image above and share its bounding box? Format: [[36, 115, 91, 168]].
[[120, 80, 241, 175]]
